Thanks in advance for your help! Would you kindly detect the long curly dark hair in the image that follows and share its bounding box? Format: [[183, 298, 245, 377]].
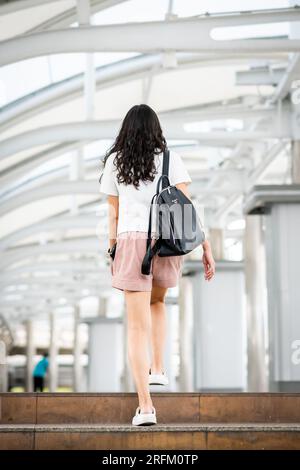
[[100, 104, 167, 189]]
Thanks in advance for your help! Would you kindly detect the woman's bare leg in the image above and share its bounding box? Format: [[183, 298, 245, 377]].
[[150, 286, 168, 374], [124, 289, 153, 413]]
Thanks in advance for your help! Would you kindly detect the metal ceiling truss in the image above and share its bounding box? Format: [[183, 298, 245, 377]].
[[1, 8, 300, 66], [0, 52, 286, 133], [0, 114, 291, 164], [1, 4, 299, 324]]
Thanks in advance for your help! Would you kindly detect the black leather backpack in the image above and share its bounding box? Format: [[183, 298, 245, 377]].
[[141, 148, 205, 275]]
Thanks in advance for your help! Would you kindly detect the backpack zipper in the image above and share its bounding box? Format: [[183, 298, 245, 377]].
[[157, 185, 172, 198]]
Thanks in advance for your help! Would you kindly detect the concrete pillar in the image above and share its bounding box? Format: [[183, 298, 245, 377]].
[[264, 202, 300, 391], [25, 319, 34, 392], [49, 312, 58, 392], [77, 0, 96, 119], [178, 277, 194, 391], [192, 261, 246, 391], [209, 228, 224, 260], [0, 340, 8, 392], [98, 296, 108, 317], [290, 8, 300, 182], [87, 317, 124, 392], [244, 185, 300, 391], [73, 304, 83, 392], [244, 215, 269, 391], [69, 1, 95, 212], [291, 141, 300, 183]]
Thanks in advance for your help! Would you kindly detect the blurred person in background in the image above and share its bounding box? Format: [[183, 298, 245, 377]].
[[33, 352, 49, 392]]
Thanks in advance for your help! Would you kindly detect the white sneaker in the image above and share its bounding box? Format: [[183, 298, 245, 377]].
[[132, 406, 157, 426], [148, 369, 169, 386]]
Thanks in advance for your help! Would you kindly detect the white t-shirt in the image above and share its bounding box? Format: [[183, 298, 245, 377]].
[[99, 150, 192, 235]]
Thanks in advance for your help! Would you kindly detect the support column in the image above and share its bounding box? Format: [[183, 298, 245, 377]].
[[73, 304, 83, 392], [290, 8, 300, 182], [49, 312, 58, 392], [25, 319, 34, 392], [192, 261, 246, 391], [98, 296, 108, 317], [87, 317, 124, 392], [178, 276, 194, 391], [69, 1, 95, 212], [244, 185, 300, 391], [77, 0, 96, 122], [291, 141, 300, 183], [244, 215, 269, 392], [209, 228, 224, 260], [0, 340, 8, 392], [264, 202, 300, 391]]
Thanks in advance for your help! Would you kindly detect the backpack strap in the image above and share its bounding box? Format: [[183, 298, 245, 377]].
[[156, 148, 170, 194], [162, 148, 170, 186], [141, 148, 169, 275], [141, 192, 160, 275], [141, 236, 161, 275]]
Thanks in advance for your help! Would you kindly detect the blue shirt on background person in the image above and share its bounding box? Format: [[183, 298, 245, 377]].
[[33, 356, 49, 377]]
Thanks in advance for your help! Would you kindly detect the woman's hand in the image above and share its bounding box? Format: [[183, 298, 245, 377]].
[[202, 248, 215, 281]]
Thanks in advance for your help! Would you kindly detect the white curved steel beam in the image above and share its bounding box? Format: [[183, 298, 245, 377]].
[[26, 1, 127, 33], [1, 103, 253, 184], [0, 277, 108, 292], [1, 259, 100, 274], [0, 53, 284, 133], [1, 278, 107, 290], [0, 120, 289, 163], [0, 180, 100, 216], [0, 0, 124, 16], [1, 9, 300, 66], [0, 237, 104, 269], [0, 142, 82, 186], [0, 176, 249, 223], [0, 142, 82, 194], [0, 262, 104, 283], [0, 0, 67, 15], [0, 121, 117, 160], [0, 53, 186, 129], [0, 101, 269, 191], [0, 274, 107, 289], [1, 153, 247, 203], [0, 290, 104, 308], [0, 214, 101, 250]]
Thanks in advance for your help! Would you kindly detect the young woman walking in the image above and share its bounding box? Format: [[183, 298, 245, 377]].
[[99, 104, 215, 426]]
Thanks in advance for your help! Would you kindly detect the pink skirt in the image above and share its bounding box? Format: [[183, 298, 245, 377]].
[[111, 231, 184, 292]]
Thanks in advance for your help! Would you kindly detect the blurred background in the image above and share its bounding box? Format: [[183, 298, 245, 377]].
[[0, 0, 300, 394]]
